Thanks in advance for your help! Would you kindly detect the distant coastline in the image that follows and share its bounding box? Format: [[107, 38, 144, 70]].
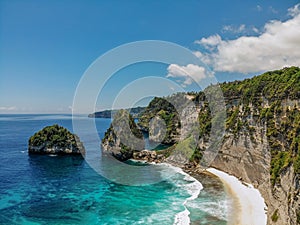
[[88, 106, 145, 118]]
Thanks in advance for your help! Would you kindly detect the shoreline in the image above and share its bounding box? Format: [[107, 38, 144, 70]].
[[205, 168, 267, 225], [128, 159, 268, 224], [173, 163, 267, 225]]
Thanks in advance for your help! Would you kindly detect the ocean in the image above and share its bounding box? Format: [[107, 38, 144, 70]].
[[0, 114, 228, 225]]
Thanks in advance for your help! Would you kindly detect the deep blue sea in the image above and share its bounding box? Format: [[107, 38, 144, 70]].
[[0, 114, 228, 225]]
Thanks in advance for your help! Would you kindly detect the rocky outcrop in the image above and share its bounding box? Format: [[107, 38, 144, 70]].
[[101, 109, 144, 161], [28, 124, 85, 155], [211, 130, 299, 225], [137, 93, 190, 145], [132, 150, 165, 163]]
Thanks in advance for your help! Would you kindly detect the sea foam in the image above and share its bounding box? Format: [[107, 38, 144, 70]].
[[158, 163, 203, 225]]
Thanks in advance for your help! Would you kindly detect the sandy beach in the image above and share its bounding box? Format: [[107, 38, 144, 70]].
[[206, 168, 267, 225]]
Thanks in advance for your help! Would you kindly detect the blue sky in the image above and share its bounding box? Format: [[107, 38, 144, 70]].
[[0, 0, 299, 113]]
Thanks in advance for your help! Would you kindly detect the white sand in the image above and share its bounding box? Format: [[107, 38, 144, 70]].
[[207, 168, 267, 225]]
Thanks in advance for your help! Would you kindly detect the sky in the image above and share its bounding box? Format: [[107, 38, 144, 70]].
[[0, 0, 299, 114]]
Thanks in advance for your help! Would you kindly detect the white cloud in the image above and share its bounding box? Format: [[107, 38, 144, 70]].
[[252, 26, 260, 34], [195, 5, 300, 74], [166, 64, 211, 87], [0, 106, 17, 111], [222, 24, 260, 35], [288, 3, 300, 17], [193, 51, 212, 65], [222, 24, 246, 34], [195, 34, 222, 47]]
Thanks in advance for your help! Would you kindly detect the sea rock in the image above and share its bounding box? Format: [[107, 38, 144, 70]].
[[28, 124, 85, 155], [132, 150, 165, 163], [101, 109, 144, 161]]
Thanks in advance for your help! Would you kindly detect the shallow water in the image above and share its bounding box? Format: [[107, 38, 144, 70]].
[[0, 114, 227, 224]]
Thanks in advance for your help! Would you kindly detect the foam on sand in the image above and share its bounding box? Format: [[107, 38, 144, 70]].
[[207, 168, 267, 225]]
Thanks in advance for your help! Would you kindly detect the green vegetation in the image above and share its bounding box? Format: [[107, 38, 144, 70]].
[[271, 209, 279, 222], [294, 151, 300, 174], [173, 136, 196, 160], [270, 151, 291, 186], [190, 146, 203, 163], [29, 124, 77, 148], [198, 103, 212, 141], [220, 66, 300, 102], [138, 93, 188, 144]]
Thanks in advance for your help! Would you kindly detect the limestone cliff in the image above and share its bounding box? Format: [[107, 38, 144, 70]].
[[101, 109, 144, 161], [194, 67, 300, 224], [101, 67, 300, 224], [212, 128, 299, 224]]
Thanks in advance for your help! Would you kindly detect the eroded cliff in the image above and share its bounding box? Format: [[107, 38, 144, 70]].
[[101, 67, 300, 224]]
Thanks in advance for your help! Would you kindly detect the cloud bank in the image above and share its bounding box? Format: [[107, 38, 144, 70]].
[[195, 4, 300, 74], [166, 64, 211, 87], [0, 106, 17, 111]]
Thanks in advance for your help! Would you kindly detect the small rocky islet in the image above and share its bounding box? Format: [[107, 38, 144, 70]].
[[28, 124, 85, 155]]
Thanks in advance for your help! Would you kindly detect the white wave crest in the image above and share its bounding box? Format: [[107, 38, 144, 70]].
[[158, 163, 203, 225]]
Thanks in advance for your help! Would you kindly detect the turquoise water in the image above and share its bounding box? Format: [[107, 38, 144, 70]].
[[0, 114, 228, 224]]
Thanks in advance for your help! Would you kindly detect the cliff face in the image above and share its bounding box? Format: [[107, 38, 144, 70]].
[[212, 128, 299, 224], [28, 124, 85, 155], [101, 67, 300, 224], [202, 67, 300, 224], [138, 93, 193, 145], [101, 109, 144, 161]]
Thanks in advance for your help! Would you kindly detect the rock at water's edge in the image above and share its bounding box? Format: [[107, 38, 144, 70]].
[[28, 124, 85, 155]]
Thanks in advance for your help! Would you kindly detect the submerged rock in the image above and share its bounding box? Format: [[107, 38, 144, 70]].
[[28, 124, 85, 155]]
